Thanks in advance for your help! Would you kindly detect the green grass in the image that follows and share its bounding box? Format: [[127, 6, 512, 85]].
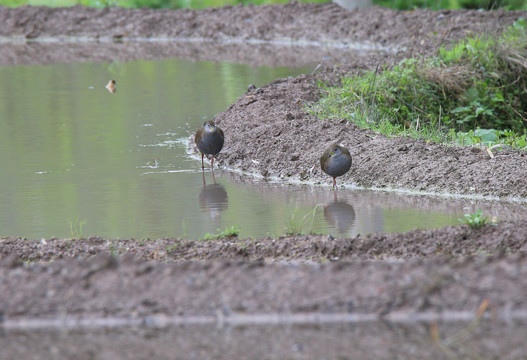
[[68, 216, 87, 239], [283, 205, 321, 236], [108, 240, 119, 256], [200, 225, 240, 241], [309, 18, 527, 150]]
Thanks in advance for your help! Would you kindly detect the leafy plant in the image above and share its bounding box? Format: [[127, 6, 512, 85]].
[[458, 210, 493, 228], [200, 225, 240, 241], [453, 128, 527, 148]]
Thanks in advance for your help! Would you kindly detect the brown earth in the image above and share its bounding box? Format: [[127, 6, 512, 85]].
[[1, 3, 527, 358]]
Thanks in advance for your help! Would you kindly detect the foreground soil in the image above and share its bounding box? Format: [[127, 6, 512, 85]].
[[1, 3, 527, 358]]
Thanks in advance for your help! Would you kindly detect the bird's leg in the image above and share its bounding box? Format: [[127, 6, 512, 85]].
[[201, 153, 204, 169], [211, 169, 216, 184], [202, 169, 206, 186], [332, 177, 337, 189], [211, 156, 215, 170]]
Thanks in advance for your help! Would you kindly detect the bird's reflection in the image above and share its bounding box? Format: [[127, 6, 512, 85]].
[[199, 171, 228, 221], [323, 194, 356, 234]]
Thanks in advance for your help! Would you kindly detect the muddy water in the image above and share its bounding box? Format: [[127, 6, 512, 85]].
[[0, 58, 525, 240]]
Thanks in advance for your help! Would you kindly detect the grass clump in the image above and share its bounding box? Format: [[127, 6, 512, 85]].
[[309, 18, 527, 148], [284, 205, 321, 236], [69, 216, 87, 239], [458, 210, 493, 228], [200, 225, 240, 241]]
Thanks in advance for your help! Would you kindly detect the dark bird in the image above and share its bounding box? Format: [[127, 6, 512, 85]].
[[320, 143, 352, 188], [195, 120, 224, 169]]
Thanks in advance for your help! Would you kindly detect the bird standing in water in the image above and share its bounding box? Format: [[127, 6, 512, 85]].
[[320, 143, 352, 188], [195, 120, 224, 170]]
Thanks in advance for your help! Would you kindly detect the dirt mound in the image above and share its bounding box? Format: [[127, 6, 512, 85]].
[[2, 251, 527, 319], [1, 3, 522, 49], [212, 73, 527, 199]]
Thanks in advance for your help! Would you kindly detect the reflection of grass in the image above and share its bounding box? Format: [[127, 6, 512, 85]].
[[182, 218, 189, 239], [284, 205, 321, 236], [431, 299, 492, 359], [69, 216, 87, 238], [200, 225, 240, 241]]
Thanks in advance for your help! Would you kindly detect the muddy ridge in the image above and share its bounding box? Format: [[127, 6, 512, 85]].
[[2, 219, 527, 262]]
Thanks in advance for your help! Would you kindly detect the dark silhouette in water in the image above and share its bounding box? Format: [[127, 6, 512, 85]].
[[199, 171, 228, 221], [324, 197, 356, 234]]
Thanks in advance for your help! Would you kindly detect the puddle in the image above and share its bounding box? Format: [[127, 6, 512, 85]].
[[0, 57, 526, 240], [0, 41, 386, 68], [2, 318, 526, 359]]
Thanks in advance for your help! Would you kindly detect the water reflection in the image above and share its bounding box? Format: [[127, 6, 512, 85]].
[[199, 171, 228, 222], [0, 41, 388, 68], [323, 195, 356, 234]]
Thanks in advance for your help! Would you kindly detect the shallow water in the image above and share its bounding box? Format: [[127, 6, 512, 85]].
[[0, 58, 525, 240], [3, 319, 527, 360]]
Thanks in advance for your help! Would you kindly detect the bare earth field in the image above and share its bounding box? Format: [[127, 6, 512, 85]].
[[1, 3, 527, 359]]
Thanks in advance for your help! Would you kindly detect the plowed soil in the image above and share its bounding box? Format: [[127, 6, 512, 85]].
[[1, 3, 527, 359]]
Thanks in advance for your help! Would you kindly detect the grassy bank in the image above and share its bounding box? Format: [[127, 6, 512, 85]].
[[309, 18, 527, 149]]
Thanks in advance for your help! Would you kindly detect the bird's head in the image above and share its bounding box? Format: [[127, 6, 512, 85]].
[[203, 121, 216, 132], [329, 145, 342, 157]]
